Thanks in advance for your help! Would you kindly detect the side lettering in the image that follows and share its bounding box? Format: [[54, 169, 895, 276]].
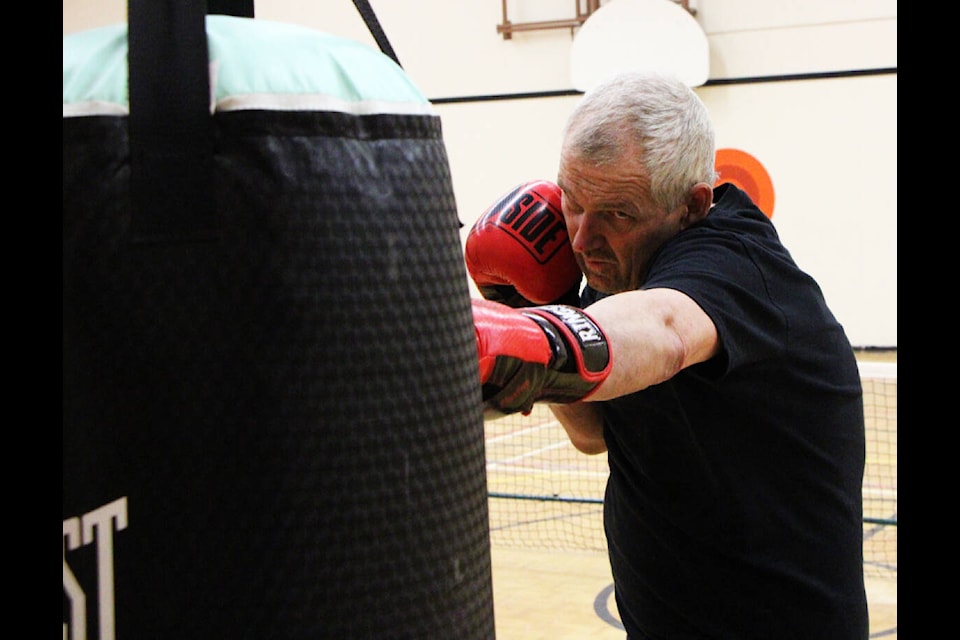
[[496, 193, 567, 258]]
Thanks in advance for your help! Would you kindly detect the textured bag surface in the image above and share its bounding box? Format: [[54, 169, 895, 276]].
[[63, 16, 494, 638]]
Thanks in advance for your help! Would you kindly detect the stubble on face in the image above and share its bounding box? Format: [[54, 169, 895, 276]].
[[558, 143, 663, 294]]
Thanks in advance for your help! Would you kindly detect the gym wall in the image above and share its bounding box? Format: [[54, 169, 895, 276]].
[[63, 0, 897, 347]]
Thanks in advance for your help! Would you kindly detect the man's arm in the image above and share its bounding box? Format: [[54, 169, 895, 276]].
[[549, 287, 719, 453], [585, 287, 719, 400], [550, 402, 607, 454]]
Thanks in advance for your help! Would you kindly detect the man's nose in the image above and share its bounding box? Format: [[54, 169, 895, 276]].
[[570, 213, 600, 253]]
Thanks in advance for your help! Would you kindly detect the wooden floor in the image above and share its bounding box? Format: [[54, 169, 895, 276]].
[[490, 546, 898, 639]]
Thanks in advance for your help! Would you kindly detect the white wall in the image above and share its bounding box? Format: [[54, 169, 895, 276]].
[[63, 0, 897, 346]]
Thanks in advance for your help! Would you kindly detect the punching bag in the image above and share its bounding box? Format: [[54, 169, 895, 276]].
[[63, 7, 495, 639]]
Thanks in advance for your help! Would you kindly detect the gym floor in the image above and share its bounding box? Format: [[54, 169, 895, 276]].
[[490, 546, 898, 639]]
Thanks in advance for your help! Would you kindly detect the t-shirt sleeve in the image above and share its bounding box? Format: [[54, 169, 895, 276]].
[[641, 225, 789, 377]]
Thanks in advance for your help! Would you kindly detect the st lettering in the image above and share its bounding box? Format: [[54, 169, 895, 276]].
[[63, 497, 128, 640]]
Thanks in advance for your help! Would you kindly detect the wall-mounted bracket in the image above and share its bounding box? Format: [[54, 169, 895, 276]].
[[497, 0, 696, 40]]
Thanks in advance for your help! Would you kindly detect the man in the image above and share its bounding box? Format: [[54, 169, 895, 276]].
[[468, 72, 868, 639]]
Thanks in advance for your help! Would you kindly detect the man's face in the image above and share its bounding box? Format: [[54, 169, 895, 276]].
[[557, 144, 687, 294]]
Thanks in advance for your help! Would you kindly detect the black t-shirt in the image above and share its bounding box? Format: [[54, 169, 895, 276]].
[[582, 184, 868, 639]]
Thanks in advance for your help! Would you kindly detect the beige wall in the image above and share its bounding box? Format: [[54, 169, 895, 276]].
[[63, 0, 897, 346]]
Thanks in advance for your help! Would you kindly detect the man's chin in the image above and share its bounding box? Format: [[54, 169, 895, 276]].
[[578, 258, 620, 292]]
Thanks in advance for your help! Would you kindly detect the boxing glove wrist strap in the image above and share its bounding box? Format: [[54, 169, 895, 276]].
[[478, 301, 612, 417]]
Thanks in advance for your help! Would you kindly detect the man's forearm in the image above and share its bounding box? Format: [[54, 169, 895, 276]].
[[550, 402, 607, 454]]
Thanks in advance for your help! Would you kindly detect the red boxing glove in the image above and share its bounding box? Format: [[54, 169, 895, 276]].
[[465, 180, 582, 308], [473, 298, 612, 418]]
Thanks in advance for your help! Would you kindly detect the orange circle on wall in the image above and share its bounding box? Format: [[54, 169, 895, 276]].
[[714, 148, 775, 218]]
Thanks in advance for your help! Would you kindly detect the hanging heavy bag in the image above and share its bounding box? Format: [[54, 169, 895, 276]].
[[62, 4, 495, 638]]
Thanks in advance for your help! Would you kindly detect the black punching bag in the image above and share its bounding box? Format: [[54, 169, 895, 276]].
[[63, 8, 495, 639]]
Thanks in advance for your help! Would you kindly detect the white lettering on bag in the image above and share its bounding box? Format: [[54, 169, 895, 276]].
[[63, 496, 128, 640]]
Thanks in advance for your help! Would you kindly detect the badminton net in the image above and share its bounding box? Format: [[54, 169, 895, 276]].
[[485, 357, 898, 579]]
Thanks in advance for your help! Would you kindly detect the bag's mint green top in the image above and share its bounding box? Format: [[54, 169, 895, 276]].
[[63, 15, 435, 118]]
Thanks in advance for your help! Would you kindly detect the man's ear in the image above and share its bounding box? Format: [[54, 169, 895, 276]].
[[681, 182, 714, 228]]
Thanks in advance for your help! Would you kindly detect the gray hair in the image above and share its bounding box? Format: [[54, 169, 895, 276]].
[[562, 72, 718, 211]]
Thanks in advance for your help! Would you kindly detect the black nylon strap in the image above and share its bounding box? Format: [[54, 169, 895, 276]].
[[352, 0, 402, 68], [126, 0, 397, 242], [127, 0, 217, 242], [207, 0, 254, 17]]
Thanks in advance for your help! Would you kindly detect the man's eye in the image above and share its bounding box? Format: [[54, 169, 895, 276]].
[[612, 210, 632, 221]]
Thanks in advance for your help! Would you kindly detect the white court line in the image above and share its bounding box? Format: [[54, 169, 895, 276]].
[[857, 361, 897, 379], [485, 421, 559, 445], [863, 487, 898, 499], [488, 464, 609, 479], [485, 419, 605, 475], [487, 438, 570, 470]]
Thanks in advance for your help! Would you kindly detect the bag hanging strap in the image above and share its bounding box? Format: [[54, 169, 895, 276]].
[[126, 0, 399, 242], [207, 0, 254, 17], [127, 0, 216, 242], [204, 1, 399, 65], [351, 0, 402, 68]]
